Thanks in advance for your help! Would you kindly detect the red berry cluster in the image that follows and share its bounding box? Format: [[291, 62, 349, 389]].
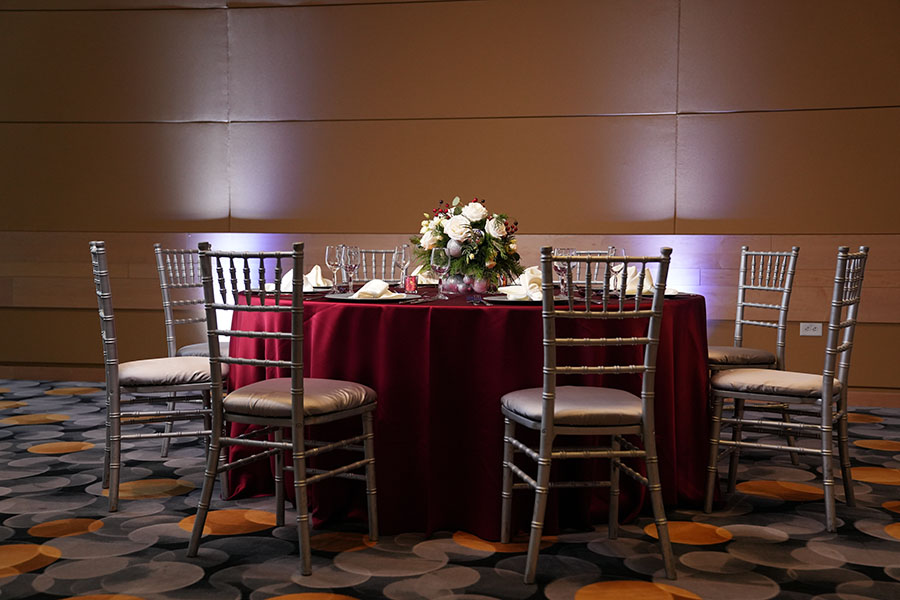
[[432, 199, 451, 216], [506, 219, 519, 235]]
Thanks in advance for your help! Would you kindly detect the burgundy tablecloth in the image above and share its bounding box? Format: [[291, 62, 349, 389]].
[[226, 293, 709, 540]]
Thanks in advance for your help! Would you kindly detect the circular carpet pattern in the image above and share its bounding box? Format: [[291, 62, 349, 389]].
[[1, 379, 900, 599]]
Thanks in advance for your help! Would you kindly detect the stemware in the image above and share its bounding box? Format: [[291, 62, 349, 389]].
[[324, 245, 343, 294], [552, 247, 575, 298], [392, 244, 411, 286], [342, 245, 361, 293], [430, 248, 451, 300]]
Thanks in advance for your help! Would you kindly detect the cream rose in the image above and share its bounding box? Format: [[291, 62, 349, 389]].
[[461, 201, 489, 223], [486, 217, 506, 238], [443, 214, 472, 242], [420, 229, 439, 250]]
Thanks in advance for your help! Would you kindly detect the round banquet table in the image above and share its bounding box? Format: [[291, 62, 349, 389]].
[[226, 292, 709, 540]]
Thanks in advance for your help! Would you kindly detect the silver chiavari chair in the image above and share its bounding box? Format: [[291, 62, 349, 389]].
[[360, 248, 403, 284], [707, 246, 801, 487], [90, 241, 214, 512], [500, 246, 677, 583], [187, 242, 378, 575], [704, 246, 869, 532]]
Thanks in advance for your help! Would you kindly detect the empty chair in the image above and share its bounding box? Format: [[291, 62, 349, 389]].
[[90, 241, 214, 511], [154, 243, 229, 358], [500, 246, 676, 583], [360, 248, 404, 283], [154, 243, 231, 456], [187, 242, 378, 575], [704, 246, 869, 532], [708, 246, 802, 485]]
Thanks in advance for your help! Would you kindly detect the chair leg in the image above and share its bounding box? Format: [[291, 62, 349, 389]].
[[821, 414, 837, 532], [608, 435, 621, 539], [160, 395, 176, 458], [704, 393, 725, 513], [523, 432, 553, 585], [188, 428, 222, 557], [363, 411, 378, 542], [274, 428, 285, 527], [726, 398, 745, 494], [102, 388, 111, 490], [644, 442, 677, 579], [500, 418, 515, 544], [780, 405, 800, 466], [292, 422, 312, 576], [837, 409, 856, 508], [107, 387, 122, 512]]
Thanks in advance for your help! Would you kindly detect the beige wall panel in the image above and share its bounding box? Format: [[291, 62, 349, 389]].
[[0, 10, 227, 122], [229, 0, 677, 120], [0, 1, 222, 8], [0, 124, 230, 232], [229, 117, 676, 234], [0, 308, 166, 366], [679, 0, 900, 112], [676, 109, 900, 234]]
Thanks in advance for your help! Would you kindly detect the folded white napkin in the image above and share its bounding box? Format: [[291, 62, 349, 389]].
[[350, 279, 404, 299], [278, 265, 333, 292], [611, 266, 655, 295], [411, 265, 440, 285], [497, 266, 543, 301]]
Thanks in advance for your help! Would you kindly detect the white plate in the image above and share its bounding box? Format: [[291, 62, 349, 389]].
[[324, 292, 418, 303]]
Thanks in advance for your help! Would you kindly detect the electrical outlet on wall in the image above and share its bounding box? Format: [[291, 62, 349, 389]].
[[800, 322, 823, 336]]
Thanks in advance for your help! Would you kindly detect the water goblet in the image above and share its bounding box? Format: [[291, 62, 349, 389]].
[[324, 245, 343, 294], [430, 248, 451, 300], [552, 247, 575, 298], [342, 245, 361, 293], [392, 244, 411, 288]]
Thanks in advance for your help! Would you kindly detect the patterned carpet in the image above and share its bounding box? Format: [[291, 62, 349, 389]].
[[1, 379, 900, 599]]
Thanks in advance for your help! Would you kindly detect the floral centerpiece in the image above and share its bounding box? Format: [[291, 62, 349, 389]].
[[412, 196, 524, 294]]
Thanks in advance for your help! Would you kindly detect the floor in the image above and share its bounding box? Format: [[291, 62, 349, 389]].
[[1, 379, 900, 599]]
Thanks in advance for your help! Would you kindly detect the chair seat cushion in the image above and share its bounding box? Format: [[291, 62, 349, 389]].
[[224, 377, 377, 418], [176, 341, 230, 358], [119, 356, 218, 386], [711, 368, 841, 399], [708, 345, 776, 367], [501, 385, 642, 427]]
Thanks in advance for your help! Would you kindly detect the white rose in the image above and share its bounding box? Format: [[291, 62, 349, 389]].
[[486, 217, 506, 238], [420, 229, 439, 249], [443, 214, 472, 242], [461, 201, 489, 222]]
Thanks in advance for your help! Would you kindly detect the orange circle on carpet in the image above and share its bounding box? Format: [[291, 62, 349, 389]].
[[853, 439, 900, 451], [883, 500, 900, 514], [102, 478, 195, 500], [0, 543, 62, 577], [309, 531, 374, 552], [0, 400, 26, 409], [847, 413, 883, 423], [179, 509, 277, 535], [0, 413, 69, 425], [45, 387, 103, 396], [28, 441, 95, 454], [884, 523, 900, 541], [851, 467, 900, 486], [452, 530, 557, 553], [644, 521, 732, 545], [29, 518, 104, 538], [736, 480, 824, 501], [575, 580, 700, 599]]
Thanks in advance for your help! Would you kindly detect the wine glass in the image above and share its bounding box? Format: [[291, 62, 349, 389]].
[[610, 247, 626, 292], [392, 244, 411, 288], [430, 248, 451, 300], [342, 245, 361, 293], [552, 247, 575, 298], [324, 245, 343, 294]]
